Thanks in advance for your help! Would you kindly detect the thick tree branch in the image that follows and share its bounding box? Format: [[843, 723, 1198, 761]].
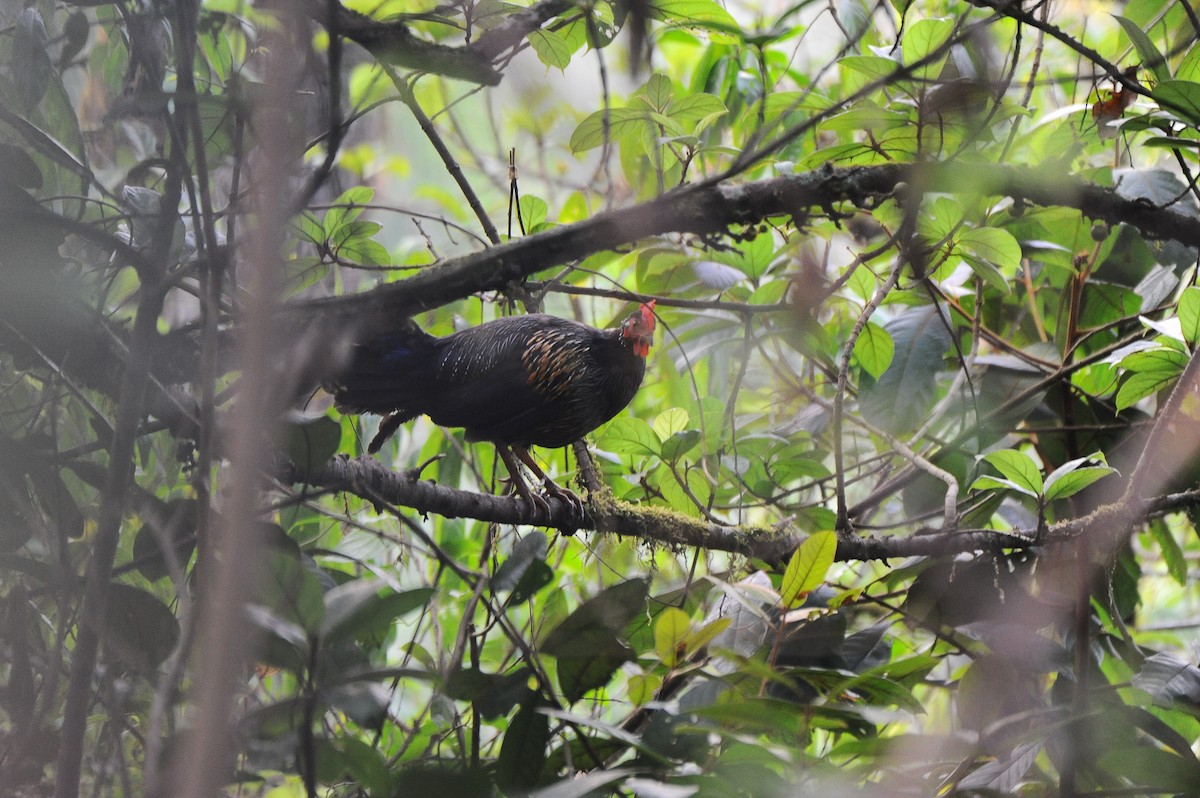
[[301, 0, 502, 85], [292, 163, 1200, 336], [305, 0, 577, 85], [470, 0, 574, 60], [9, 163, 1200, 420], [287, 455, 1200, 563]]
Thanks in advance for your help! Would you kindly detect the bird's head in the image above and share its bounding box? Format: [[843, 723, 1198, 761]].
[[621, 300, 656, 358]]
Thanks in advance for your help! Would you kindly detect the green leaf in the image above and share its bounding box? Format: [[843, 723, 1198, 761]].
[[1113, 15, 1170, 84], [660, 429, 701, 461], [961, 256, 1012, 295], [859, 305, 954, 434], [1100, 747, 1200, 793], [970, 475, 1039, 498], [324, 186, 374, 234], [336, 737, 391, 797], [640, 73, 674, 111], [647, 0, 740, 34], [1116, 347, 1188, 410], [960, 226, 1021, 270], [823, 106, 910, 135], [1043, 463, 1115, 502], [259, 552, 326, 634], [601, 417, 661, 457], [688, 617, 731, 653], [628, 673, 661, 706], [780, 531, 837, 608], [554, 632, 635, 702], [337, 236, 391, 267], [294, 210, 326, 245], [659, 465, 712, 514], [494, 696, 549, 787], [1179, 286, 1200, 347], [981, 449, 1044, 495], [1148, 521, 1188, 586], [1179, 42, 1200, 82], [901, 18, 954, 68], [654, 607, 691, 667], [95, 583, 180, 672], [543, 579, 649, 657], [132, 499, 198, 582], [321, 582, 433, 645], [280, 414, 342, 477], [330, 220, 382, 251], [529, 29, 575, 70], [493, 531, 549, 592], [518, 194, 549, 230], [652, 407, 689, 439], [1114, 167, 1194, 207], [668, 92, 728, 127], [839, 55, 901, 82], [443, 667, 532, 720], [570, 107, 650, 152], [854, 322, 894, 381], [750, 279, 790, 304], [729, 233, 775, 280]]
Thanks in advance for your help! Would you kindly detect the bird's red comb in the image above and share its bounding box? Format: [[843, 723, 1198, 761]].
[[640, 300, 656, 327]]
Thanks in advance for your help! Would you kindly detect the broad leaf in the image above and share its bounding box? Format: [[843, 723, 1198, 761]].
[[854, 321, 894, 381], [859, 305, 954, 433], [780, 531, 837, 608], [980, 449, 1044, 495]]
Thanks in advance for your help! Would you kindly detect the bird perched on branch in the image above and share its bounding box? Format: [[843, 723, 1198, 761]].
[[326, 302, 657, 515]]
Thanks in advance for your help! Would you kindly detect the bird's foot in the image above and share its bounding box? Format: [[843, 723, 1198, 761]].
[[543, 481, 585, 518], [511, 480, 553, 520], [510, 481, 584, 521]]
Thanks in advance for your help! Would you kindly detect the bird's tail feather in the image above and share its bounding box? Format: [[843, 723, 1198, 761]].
[[325, 324, 438, 415]]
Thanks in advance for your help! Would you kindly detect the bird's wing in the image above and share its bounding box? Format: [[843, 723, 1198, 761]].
[[421, 322, 567, 436]]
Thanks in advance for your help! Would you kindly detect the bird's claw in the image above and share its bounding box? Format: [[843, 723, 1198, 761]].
[[512, 483, 584, 521], [519, 489, 553, 520], [545, 484, 585, 518]]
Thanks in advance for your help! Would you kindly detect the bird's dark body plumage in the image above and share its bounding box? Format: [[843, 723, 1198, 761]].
[[327, 305, 656, 515], [330, 313, 649, 451]]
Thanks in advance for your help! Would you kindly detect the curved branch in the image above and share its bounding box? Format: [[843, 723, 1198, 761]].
[[12, 163, 1200, 417], [291, 163, 1200, 335], [470, 0, 574, 59], [289, 454, 800, 559], [302, 0, 502, 86], [288, 454, 1200, 563]]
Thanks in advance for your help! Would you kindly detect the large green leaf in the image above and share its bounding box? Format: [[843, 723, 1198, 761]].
[[570, 107, 651, 153], [853, 321, 894, 380], [1116, 347, 1188, 410], [97, 584, 180, 672], [859, 305, 954, 433], [1113, 15, 1170, 83], [780, 531, 837, 608], [543, 579, 649, 702], [495, 698, 551, 790], [647, 0, 739, 34], [320, 582, 433, 645]]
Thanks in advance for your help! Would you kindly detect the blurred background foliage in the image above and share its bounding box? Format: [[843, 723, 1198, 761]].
[[4, 0, 1200, 795]]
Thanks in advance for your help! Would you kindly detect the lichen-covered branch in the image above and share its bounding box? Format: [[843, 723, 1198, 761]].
[[286, 455, 1200, 563]]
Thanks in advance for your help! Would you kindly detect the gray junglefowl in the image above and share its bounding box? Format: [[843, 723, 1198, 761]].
[[326, 302, 656, 514]]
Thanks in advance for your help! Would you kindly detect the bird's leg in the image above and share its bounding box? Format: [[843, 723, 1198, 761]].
[[498, 446, 551, 519], [513, 446, 584, 516], [368, 412, 405, 454]]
